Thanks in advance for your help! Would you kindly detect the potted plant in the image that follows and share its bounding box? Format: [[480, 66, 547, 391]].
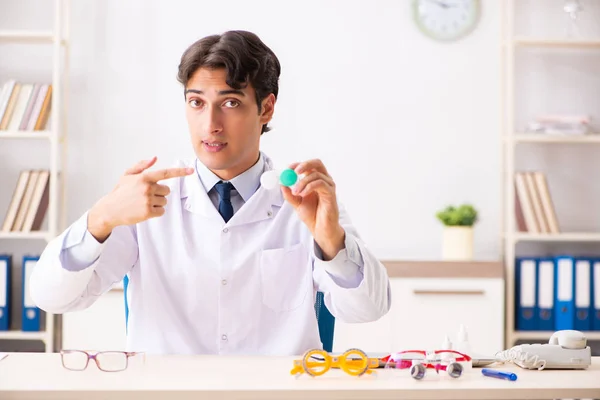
[[436, 204, 478, 260]]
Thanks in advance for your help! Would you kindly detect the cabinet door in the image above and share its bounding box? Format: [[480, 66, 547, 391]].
[[62, 289, 127, 350], [332, 311, 393, 354], [390, 278, 504, 356], [331, 279, 402, 354]]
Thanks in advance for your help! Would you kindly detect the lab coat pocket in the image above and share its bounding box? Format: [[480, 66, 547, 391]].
[[260, 242, 310, 312]]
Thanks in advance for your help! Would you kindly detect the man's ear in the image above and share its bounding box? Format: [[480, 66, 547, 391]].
[[259, 93, 276, 124]]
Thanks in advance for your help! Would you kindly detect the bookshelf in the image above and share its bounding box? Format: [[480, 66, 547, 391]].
[[0, 0, 70, 353], [512, 233, 600, 243], [0, 31, 57, 44], [0, 131, 52, 140], [0, 232, 52, 241], [501, 0, 600, 349], [513, 37, 600, 48], [511, 134, 600, 144]]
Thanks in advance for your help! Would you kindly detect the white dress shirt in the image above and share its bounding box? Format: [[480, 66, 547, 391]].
[[30, 152, 391, 355], [198, 150, 264, 213]]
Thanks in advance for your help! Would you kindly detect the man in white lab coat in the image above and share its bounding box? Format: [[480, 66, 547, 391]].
[[30, 30, 391, 355]]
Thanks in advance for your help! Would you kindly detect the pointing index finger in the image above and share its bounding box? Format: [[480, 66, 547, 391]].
[[144, 167, 194, 182]]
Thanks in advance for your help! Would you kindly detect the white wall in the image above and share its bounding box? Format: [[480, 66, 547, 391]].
[[2, 0, 600, 349], [2, 0, 505, 261], [2, 1, 600, 260]]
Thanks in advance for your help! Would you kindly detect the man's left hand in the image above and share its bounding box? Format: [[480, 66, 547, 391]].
[[281, 159, 345, 261]]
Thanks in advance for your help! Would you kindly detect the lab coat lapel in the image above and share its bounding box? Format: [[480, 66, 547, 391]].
[[226, 154, 285, 227], [227, 184, 285, 227], [179, 154, 286, 225], [180, 169, 222, 220]]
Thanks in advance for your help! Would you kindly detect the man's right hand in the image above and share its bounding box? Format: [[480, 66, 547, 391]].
[[87, 157, 194, 242]]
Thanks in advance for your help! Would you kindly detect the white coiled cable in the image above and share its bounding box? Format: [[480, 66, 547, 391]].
[[495, 346, 547, 370]]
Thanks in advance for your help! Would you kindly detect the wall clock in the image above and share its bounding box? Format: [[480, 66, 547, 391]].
[[412, 0, 481, 42]]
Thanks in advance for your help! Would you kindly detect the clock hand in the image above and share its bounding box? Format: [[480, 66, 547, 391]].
[[439, 1, 459, 8], [425, 0, 455, 9]]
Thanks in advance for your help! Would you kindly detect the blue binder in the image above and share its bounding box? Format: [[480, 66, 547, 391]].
[[0, 254, 11, 331], [516, 257, 537, 331], [593, 259, 600, 331], [574, 258, 592, 331], [22, 256, 40, 332], [537, 257, 555, 331], [554, 255, 575, 331]]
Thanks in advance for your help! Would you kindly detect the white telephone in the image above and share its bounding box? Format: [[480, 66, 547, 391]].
[[496, 330, 592, 370]]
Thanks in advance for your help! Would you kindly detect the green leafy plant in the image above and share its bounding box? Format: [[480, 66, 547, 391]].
[[436, 204, 478, 227]]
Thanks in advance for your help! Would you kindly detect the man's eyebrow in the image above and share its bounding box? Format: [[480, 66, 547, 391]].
[[184, 89, 246, 97]]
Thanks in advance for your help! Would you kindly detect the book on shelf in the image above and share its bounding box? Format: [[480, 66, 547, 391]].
[[1, 169, 50, 233], [525, 114, 594, 136], [514, 171, 560, 234], [0, 80, 52, 132]]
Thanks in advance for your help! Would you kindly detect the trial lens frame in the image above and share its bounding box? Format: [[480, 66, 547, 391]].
[[291, 348, 379, 377]]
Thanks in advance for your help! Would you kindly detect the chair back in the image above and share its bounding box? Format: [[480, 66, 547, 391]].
[[123, 276, 335, 351], [314, 291, 335, 352]]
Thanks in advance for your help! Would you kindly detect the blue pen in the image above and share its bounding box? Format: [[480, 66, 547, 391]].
[[481, 368, 517, 381]]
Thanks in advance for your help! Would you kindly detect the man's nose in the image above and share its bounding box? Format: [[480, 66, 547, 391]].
[[203, 107, 223, 135]]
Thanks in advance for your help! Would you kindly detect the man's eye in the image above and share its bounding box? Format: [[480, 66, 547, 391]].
[[224, 100, 239, 108], [189, 99, 203, 108]]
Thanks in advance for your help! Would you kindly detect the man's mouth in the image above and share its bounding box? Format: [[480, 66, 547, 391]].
[[202, 141, 227, 152]]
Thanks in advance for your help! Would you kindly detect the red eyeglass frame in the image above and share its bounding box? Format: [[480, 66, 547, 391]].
[[381, 349, 471, 372]]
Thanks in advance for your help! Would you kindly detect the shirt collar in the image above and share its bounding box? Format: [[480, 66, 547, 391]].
[[195, 152, 266, 202]]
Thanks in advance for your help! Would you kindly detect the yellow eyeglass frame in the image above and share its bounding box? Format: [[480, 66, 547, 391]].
[[291, 348, 379, 377]]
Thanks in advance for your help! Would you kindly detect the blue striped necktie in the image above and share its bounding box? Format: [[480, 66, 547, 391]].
[[214, 181, 234, 222]]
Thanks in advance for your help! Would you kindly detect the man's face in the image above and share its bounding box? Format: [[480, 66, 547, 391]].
[[185, 68, 275, 180]]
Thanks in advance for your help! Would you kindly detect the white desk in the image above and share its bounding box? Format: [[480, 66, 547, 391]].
[[0, 353, 599, 399]]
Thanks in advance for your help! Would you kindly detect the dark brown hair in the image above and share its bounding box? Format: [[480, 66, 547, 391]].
[[177, 30, 281, 134]]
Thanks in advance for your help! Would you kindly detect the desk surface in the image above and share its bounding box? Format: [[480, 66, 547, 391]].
[[1, 353, 599, 400]]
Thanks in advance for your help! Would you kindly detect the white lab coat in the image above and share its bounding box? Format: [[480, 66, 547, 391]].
[[30, 154, 391, 355]]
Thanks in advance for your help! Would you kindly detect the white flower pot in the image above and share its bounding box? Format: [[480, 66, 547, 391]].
[[442, 226, 474, 261]]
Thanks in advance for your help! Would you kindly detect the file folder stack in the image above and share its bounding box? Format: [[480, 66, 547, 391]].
[[515, 256, 600, 331], [0, 255, 11, 331], [21, 256, 40, 332]]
